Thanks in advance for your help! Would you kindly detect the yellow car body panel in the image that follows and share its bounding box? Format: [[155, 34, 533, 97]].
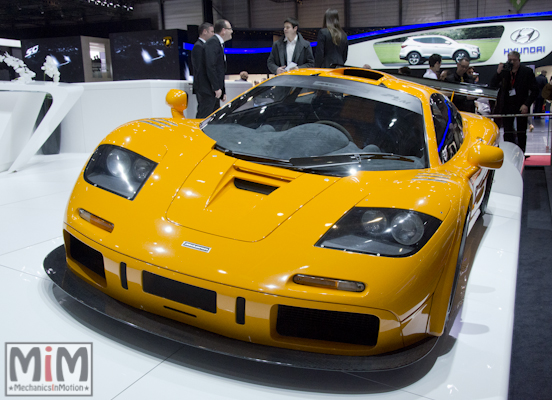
[[62, 68, 502, 357]]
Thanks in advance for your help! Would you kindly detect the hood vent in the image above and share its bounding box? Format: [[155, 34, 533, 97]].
[[138, 119, 166, 129], [413, 172, 455, 184], [343, 69, 384, 81], [234, 178, 278, 195]]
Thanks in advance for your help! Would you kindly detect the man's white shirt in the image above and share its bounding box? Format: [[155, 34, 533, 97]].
[[285, 35, 297, 66], [423, 69, 438, 79]]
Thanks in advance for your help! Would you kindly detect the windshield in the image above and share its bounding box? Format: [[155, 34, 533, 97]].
[[201, 75, 428, 176]]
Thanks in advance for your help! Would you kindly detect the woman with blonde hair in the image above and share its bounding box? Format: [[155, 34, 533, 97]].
[[315, 8, 348, 68]]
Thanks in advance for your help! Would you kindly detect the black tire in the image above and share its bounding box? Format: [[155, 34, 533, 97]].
[[453, 50, 469, 63], [445, 213, 469, 331], [480, 170, 495, 216], [407, 52, 422, 65]]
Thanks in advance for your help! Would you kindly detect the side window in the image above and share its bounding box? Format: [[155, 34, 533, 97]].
[[433, 37, 446, 44], [430, 93, 464, 163]]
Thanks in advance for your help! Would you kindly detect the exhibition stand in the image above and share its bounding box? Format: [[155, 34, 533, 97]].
[[0, 79, 253, 171], [0, 81, 83, 173]]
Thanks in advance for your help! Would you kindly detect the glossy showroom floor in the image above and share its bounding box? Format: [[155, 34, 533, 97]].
[[0, 153, 522, 400]]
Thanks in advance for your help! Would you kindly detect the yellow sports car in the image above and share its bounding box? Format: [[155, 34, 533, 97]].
[[49, 68, 503, 370]]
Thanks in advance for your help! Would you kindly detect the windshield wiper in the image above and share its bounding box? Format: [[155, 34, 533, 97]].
[[289, 153, 415, 168], [214, 146, 415, 171], [214, 144, 291, 166]]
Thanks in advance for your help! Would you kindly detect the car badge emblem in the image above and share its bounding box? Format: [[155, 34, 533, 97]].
[[181, 241, 211, 253], [25, 44, 39, 58], [510, 28, 540, 44]]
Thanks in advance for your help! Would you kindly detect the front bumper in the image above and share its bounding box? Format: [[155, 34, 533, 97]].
[[45, 243, 440, 371]]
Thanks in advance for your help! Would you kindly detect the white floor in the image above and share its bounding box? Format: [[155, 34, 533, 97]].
[[0, 154, 522, 400]]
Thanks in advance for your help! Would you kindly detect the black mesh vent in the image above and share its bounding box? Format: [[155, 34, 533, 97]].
[[234, 178, 278, 195], [276, 305, 379, 346], [344, 69, 384, 81], [69, 234, 105, 279], [142, 271, 217, 313]]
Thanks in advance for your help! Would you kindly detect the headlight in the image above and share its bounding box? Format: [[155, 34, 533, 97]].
[[315, 207, 441, 257], [84, 144, 157, 200], [391, 212, 424, 245], [106, 148, 132, 177]]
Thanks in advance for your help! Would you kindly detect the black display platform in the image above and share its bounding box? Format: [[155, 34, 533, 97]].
[[44, 245, 440, 372]]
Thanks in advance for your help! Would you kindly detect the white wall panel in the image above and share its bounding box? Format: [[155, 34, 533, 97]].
[[297, 1, 345, 28], [215, 0, 250, 28], [164, 0, 203, 30], [402, 0, 455, 25], [250, 0, 295, 29], [349, 0, 399, 28], [132, 0, 552, 31], [459, 0, 552, 19], [133, 2, 163, 29]]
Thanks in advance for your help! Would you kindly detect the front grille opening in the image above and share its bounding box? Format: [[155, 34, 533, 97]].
[[142, 271, 217, 314], [234, 178, 278, 195], [68, 233, 106, 282], [276, 305, 379, 346]]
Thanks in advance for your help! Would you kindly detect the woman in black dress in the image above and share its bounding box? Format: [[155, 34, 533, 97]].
[[315, 9, 348, 68]]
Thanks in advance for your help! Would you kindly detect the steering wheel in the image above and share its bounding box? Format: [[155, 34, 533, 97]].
[[313, 120, 353, 142]]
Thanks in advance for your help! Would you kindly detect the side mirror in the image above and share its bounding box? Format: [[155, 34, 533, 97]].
[[468, 143, 504, 169], [165, 89, 187, 119]]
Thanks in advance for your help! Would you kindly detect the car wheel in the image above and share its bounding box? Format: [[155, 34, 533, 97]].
[[479, 170, 495, 216], [453, 50, 469, 63], [445, 213, 469, 332], [407, 52, 422, 65]]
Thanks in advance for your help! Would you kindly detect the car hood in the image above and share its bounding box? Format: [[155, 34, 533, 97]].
[[166, 150, 340, 241]]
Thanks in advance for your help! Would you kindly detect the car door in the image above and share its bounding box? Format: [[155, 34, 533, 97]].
[[432, 37, 454, 58], [418, 38, 434, 57]]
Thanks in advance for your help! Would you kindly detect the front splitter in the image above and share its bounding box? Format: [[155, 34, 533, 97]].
[[44, 245, 440, 372]]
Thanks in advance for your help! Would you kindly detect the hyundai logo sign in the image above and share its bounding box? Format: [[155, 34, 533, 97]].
[[510, 28, 540, 44]]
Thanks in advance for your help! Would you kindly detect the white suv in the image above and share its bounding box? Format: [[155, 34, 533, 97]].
[[399, 35, 480, 65]]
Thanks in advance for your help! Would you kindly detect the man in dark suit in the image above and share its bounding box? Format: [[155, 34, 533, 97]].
[[491, 51, 538, 153], [204, 19, 233, 114], [191, 22, 214, 118], [267, 17, 314, 75], [444, 57, 476, 112]]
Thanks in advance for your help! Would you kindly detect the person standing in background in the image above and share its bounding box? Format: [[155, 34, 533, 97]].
[[534, 70, 548, 119], [444, 57, 475, 112], [423, 54, 441, 79], [490, 51, 538, 153], [267, 18, 314, 75], [398, 66, 411, 75], [191, 22, 214, 118], [204, 19, 233, 115], [315, 9, 348, 68], [235, 71, 249, 82], [467, 66, 479, 83]]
